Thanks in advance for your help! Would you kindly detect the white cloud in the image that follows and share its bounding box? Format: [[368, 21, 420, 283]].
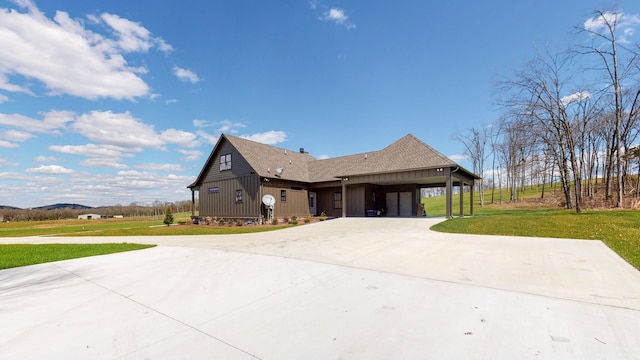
[[321, 8, 355, 29], [196, 130, 219, 145], [0, 140, 19, 148], [35, 155, 58, 162], [79, 157, 128, 169], [0, 129, 34, 142], [193, 119, 209, 127], [26, 164, 74, 174], [49, 143, 136, 158], [215, 119, 246, 133], [317, 154, 330, 160], [0, 157, 19, 167], [561, 91, 591, 106], [178, 149, 202, 162], [449, 154, 469, 163], [166, 99, 178, 104], [173, 66, 200, 83], [0, 94, 8, 103], [136, 163, 185, 172], [101, 13, 161, 53], [0, 1, 174, 100], [160, 128, 200, 148], [584, 11, 640, 43], [0, 110, 74, 135], [240, 130, 287, 145], [72, 110, 165, 149]]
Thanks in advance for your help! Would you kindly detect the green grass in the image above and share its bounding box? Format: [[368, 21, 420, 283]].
[[69, 224, 291, 236], [0, 243, 156, 270], [0, 214, 291, 237], [432, 210, 640, 270]]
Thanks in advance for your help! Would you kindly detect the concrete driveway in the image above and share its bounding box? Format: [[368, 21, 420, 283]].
[[1, 218, 640, 359]]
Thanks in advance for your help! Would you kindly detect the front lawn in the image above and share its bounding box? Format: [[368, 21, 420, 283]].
[[0, 243, 156, 270]]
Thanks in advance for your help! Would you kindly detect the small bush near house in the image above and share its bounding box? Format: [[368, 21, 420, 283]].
[[218, 218, 225, 226], [163, 208, 174, 226], [271, 217, 278, 225], [319, 211, 327, 221], [289, 215, 298, 225], [236, 219, 243, 226], [283, 217, 289, 224], [304, 214, 312, 224]]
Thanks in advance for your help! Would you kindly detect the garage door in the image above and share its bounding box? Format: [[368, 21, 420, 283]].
[[399, 191, 412, 217], [386, 192, 398, 216]]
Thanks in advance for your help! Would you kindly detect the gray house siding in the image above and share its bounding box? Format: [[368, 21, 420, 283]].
[[200, 175, 261, 218], [198, 140, 262, 218], [262, 180, 310, 219]]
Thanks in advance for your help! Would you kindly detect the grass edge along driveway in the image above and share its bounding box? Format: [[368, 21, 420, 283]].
[[431, 210, 640, 271], [0, 243, 156, 270]]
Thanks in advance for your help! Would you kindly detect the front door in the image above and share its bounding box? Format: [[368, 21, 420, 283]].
[[309, 192, 317, 216]]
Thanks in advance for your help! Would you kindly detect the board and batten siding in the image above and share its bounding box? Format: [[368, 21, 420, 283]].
[[198, 140, 261, 218], [262, 182, 310, 219], [200, 176, 260, 218]]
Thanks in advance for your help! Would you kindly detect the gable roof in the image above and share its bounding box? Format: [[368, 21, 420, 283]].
[[189, 133, 478, 188], [225, 134, 315, 182], [309, 134, 459, 181]]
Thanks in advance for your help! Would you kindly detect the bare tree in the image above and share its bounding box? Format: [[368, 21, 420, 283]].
[[456, 126, 488, 207], [579, 8, 640, 206]]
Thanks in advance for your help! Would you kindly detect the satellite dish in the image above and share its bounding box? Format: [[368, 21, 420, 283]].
[[262, 194, 275, 208]]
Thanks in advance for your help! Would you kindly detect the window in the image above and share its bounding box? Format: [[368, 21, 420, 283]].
[[334, 192, 342, 209], [220, 153, 232, 171], [236, 189, 243, 203], [281, 190, 287, 202]]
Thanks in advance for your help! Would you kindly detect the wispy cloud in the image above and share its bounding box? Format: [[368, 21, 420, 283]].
[[240, 130, 287, 145], [584, 10, 640, 43], [26, 164, 74, 174], [321, 8, 356, 29], [173, 66, 200, 83]]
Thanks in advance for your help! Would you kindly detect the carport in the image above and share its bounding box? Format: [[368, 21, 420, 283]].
[[338, 165, 479, 219]]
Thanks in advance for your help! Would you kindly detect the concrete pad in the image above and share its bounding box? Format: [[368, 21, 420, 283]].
[[2, 218, 640, 359]]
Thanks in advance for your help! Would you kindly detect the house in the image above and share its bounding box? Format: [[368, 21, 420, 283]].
[[78, 213, 104, 220], [187, 133, 479, 222]]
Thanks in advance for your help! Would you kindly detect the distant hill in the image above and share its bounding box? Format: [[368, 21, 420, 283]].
[[0, 205, 21, 210], [34, 203, 94, 211], [0, 203, 95, 211]]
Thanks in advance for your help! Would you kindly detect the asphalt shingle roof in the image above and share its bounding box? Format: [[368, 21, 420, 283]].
[[190, 133, 476, 188]]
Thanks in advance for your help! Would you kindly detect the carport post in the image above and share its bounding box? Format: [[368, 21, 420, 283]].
[[459, 182, 464, 218], [341, 179, 347, 218], [446, 170, 452, 219], [470, 182, 474, 216]]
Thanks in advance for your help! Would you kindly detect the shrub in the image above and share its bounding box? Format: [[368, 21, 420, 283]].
[[163, 208, 174, 226], [283, 217, 289, 224], [271, 217, 278, 225], [319, 211, 327, 221], [289, 215, 298, 225], [304, 214, 312, 224], [218, 218, 225, 226], [236, 219, 243, 226]]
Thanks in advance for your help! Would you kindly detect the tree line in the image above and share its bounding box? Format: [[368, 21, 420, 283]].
[[458, 7, 640, 213], [0, 200, 194, 222]]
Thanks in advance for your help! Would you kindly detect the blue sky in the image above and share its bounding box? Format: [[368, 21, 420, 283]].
[[1, 0, 639, 208]]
